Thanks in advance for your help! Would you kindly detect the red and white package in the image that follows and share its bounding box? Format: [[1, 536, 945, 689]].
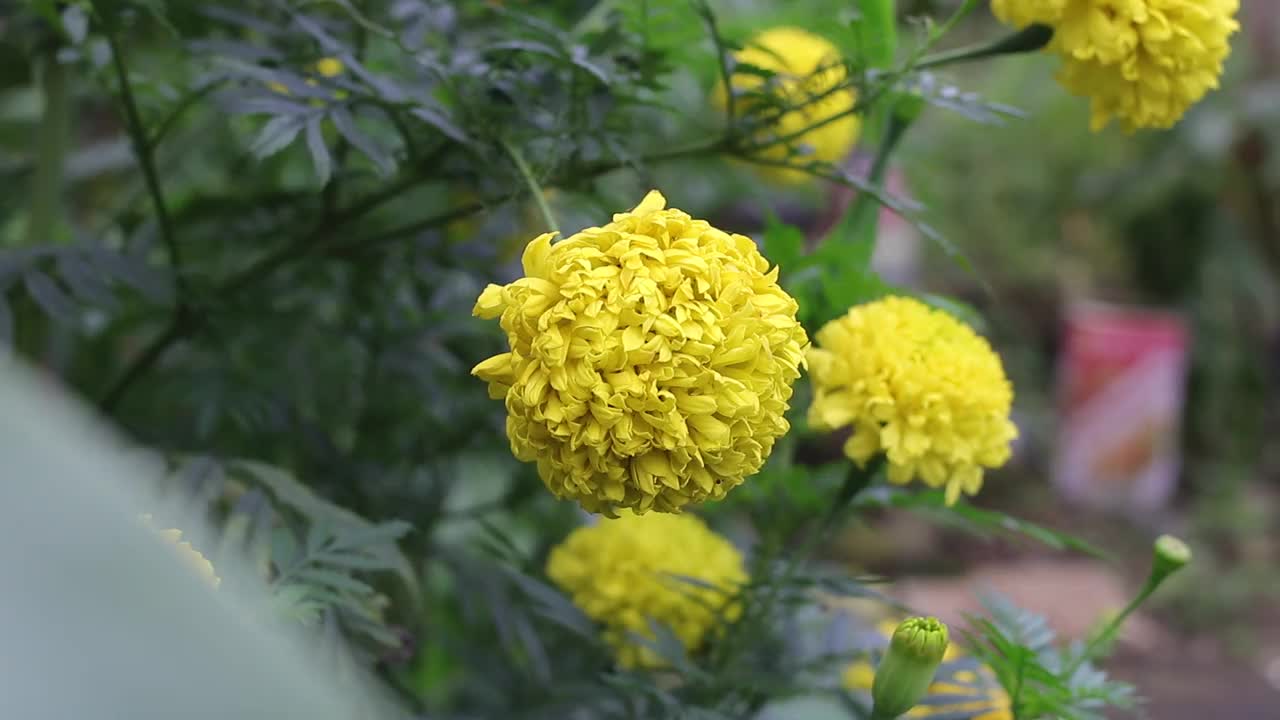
[[1052, 302, 1191, 513]]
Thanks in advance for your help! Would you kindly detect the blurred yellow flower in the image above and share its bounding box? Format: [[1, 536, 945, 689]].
[[314, 57, 344, 78], [267, 57, 347, 102], [721, 27, 860, 183], [806, 296, 1016, 505], [546, 511, 746, 668], [992, 0, 1239, 131], [472, 190, 807, 515], [140, 514, 221, 589]]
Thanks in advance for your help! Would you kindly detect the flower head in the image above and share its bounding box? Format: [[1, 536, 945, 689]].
[[721, 27, 860, 183], [806, 296, 1017, 505], [140, 514, 221, 589], [546, 511, 746, 668], [472, 191, 807, 515], [992, 0, 1239, 131]]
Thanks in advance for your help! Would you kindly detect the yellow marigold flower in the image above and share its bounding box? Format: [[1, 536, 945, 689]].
[[719, 27, 860, 184], [471, 190, 807, 515], [991, 0, 1239, 131], [546, 511, 746, 668], [806, 296, 1016, 505], [140, 514, 221, 589]]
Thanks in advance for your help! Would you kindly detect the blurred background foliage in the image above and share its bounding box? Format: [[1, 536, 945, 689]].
[[2, 0, 1278, 717]]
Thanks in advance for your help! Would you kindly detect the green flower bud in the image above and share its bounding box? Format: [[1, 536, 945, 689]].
[[871, 617, 949, 719], [1150, 534, 1191, 587]]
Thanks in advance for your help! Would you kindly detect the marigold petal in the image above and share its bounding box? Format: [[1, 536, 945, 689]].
[[474, 284, 507, 319]]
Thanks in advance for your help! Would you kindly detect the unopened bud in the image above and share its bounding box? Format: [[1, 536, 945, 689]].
[[1150, 534, 1191, 587], [871, 617, 948, 719]]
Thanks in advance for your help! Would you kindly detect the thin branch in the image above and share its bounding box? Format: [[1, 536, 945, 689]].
[[99, 15, 188, 302], [501, 138, 559, 235], [695, 0, 737, 130]]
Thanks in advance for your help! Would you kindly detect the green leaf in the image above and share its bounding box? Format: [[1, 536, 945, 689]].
[[23, 270, 77, 323], [762, 214, 805, 274], [62, 5, 89, 44], [854, 488, 1109, 559], [853, 0, 898, 68], [250, 115, 303, 160], [329, 107, 394, 177], [304, 116, 331, 185]]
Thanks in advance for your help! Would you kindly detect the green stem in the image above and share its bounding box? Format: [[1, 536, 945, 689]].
[[914, 24, 1053, 71], [697, 0, 736, 130], [502, 138, 559, 236], [26, 51, 70, 246], [1062, 581, 1157, 678], [832, 100, 915, 243], [100, 16, 187, 301]]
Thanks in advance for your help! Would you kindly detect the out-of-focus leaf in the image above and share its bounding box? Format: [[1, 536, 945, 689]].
[[61, 5, 89, 45], [762, 214, 804, 274], [305, 116, 332, 185], [853, 0, 898, 67], [86, 245, 170, 303], [329, 106, 394, 176], [56, 251, 116, 308], [251, 115, 304, 159], [0, 297, 11, 348], [23, 271, 77, 323], [853, 488, 1109, 559], [408, 105, 469, 145]]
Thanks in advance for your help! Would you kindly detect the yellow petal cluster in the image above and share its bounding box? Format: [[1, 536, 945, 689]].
[[991, 0, 1239, 131], [141, 514, 221, 589], [806, 296, 1016, 505], [844, 620, 1012, 720], [546, 512, 746, 668], [472, 190, 807, 514], [720, 27, 861, 183]]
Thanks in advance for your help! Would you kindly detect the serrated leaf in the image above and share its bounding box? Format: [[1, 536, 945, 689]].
[[23, 271, 77, 323], [305, 116, 331, 185], [251, 115, 303, 159]]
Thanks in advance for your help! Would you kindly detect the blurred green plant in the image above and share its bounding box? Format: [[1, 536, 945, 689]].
[[0, 0, 1217, 717]]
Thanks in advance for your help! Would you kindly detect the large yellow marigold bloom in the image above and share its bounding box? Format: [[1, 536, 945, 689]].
[[721, 27, 860, 183], [991, 0, 1239, 131], [806, 296, 1016, 505], [141, 514, 221, 589], [472, 190, 807, 515], [546, 512, 746, 668]]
